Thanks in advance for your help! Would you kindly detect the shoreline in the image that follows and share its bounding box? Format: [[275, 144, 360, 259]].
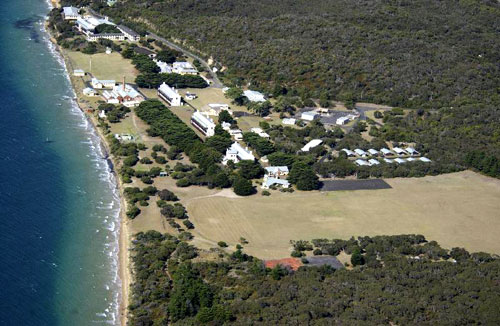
[[44, 14, 130, 326]]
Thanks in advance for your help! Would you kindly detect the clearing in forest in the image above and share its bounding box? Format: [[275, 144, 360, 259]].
[[186, 171, 500, 259]]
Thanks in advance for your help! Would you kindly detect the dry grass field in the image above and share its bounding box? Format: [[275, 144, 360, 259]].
[[65, 51, 138, 81], [184, 171, 500, 259]]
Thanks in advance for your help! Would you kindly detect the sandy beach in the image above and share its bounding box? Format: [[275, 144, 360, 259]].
[[45, 12, 131, 325]]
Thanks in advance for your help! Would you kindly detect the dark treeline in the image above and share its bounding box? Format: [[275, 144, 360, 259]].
[[135, 100, 262, 194], [129, 232, 500, 325], [99, 0, 499, 110]]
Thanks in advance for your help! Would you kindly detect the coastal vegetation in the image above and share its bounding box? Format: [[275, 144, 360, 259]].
[[129, 232, 500, 325], [63, 0, 500, 180]]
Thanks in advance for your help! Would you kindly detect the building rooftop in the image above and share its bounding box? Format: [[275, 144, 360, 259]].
[[282, 118, 296, 125], [341, 148, 356, 156], [158, 82, 179, 98], [301, 139, 323, 152], [63, 6, 79, 16], [354, 149, 367, 156], [265, 166, 289, 174], [134, 47, 156, 56], [117, 25, 139, 37], [228, 142, 255, 161], [393, 147, 407, 154], [264, 177, 290, 188], [192, 111, 215, 129], [355, 159, 370, 166], [244, 90, 266, 102], [302, 111, 318, 117]]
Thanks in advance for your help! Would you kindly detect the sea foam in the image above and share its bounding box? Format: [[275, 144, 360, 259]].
[[39, 4, 122, 324]]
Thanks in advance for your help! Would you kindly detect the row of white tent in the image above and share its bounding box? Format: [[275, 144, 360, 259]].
[[355, 157, 432, 166], [342, 147, 419, 158]]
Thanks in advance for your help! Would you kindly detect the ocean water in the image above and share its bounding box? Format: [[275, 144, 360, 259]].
[[0, 0, 121, 325]]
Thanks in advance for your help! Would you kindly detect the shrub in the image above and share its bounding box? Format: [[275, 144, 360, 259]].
[[182, 220, 194, 229], [123, 155, 139, 167], [152, 144, 165, 152], [156, 200, 168, 208], [351, 248, 365, 266], [158, 189, 179, 201], [176, 178, 191, 187], [233, 177, 255, 196], [155, 156, 167, 164], [141, 176, 153, 184], [126, 206, 140, 219], [142, 186, 158, 195]]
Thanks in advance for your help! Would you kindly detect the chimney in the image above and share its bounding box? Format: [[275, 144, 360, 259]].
[[122, 76, 125, 91]]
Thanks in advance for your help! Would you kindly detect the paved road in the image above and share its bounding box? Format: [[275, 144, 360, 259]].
[[146, 32, 223, 88]]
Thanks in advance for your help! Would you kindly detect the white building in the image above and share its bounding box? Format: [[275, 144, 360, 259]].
[[73, 69, 85, 77], [102, 83, 145, 107], [243, 90, 266, 102], [158, 82, 182, 106], [393, 147, 407, 156], [190, 111, 216, 137], [91, 78, 115, 89], [354, 149, 368, 157], [222, 142, 255, 165], [380, 148, 395, 157], [355, 159, 370, 166], [228, 129, 243, 140], [114, 133, 133, 141], [185, 92, 197, 100], [86, 33, 125, 42], [156, 61, 173, 74], [265, 166, 289, 178], [83, 87, 98, 96], [221, 122, 231, 130], [250, 127, 270, 138], [406, 147, 420, 156], [172, 62, 198, 75], [282, 118, 296, 125], [262, 177, 290, 190], [63, 7, 79, 20], [205, 104, 232, 116], [301, 111, 319, 121], [341, 149, 356, 157], [76, 16, 113, 35], [336, 116, 350, 125], [301, 139, 323, 152], [117, 25, 140, 42]]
